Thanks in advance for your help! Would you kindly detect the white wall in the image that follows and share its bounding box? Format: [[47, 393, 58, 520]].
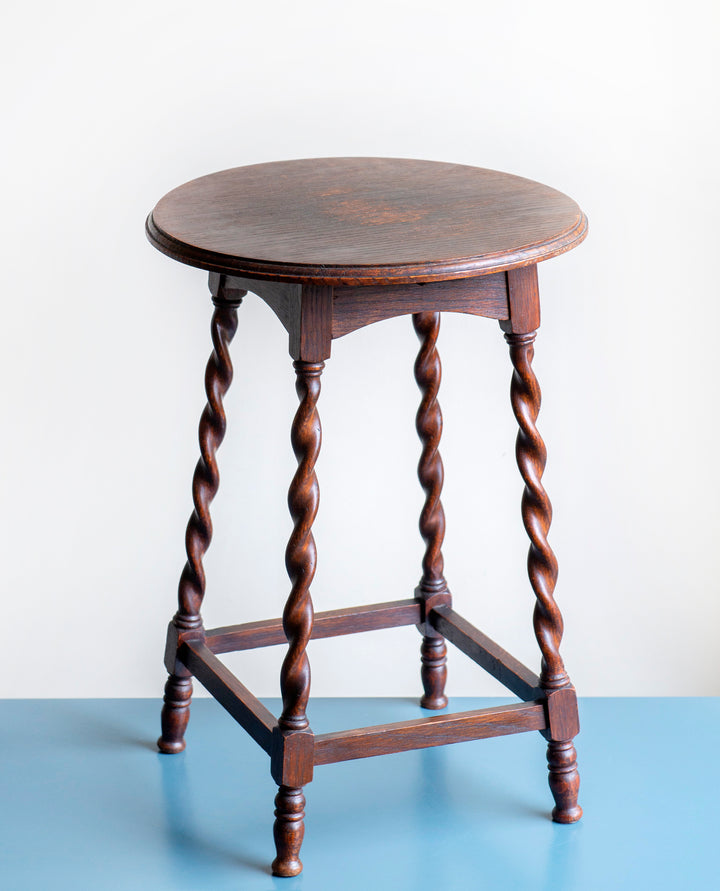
[[3, 1, 719, 698]]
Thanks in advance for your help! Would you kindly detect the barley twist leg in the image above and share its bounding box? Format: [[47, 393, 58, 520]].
[[413, 312, 449, 709], [158, 295, 243, 754], [272, 360, 322, 877], [506, 330, 581, 822]]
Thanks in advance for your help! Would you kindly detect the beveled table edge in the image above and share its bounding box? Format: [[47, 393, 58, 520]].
[[145, 211, 588, 287]]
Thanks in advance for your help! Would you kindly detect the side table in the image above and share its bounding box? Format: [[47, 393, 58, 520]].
[[146, 157, 587, 876]]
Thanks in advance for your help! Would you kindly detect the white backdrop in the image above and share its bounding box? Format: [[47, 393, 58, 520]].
[[3, 1, 719, 698]]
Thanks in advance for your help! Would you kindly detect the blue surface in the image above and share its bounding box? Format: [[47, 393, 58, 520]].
[[1, 697, 718, 889]]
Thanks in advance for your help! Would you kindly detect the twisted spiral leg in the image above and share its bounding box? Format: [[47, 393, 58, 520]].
[[176, 299, 241, 630], [506, 330, 581, 822], [413, 312, 449, 709], [280, 360, 322, 731], [505, 331, 567, 690], [272, 360, 322, 877], [158, 296, 243, 754]]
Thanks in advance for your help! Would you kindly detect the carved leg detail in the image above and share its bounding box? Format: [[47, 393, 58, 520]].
[[505, 330, 581, 821], [272, 786, 306, 877], [505, 331, 567, 690], [420, 636, 448, 710], [157, 669, 192, 754], [176, 298, 242, 631], [272, 360, 322, 875], [547, 740, 583, 823], [280, 360, 322, 732], [413, 312, 450, 709], [158, 294, 244, 754]]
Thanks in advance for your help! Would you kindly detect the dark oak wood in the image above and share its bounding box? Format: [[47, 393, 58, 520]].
[[547, 741, 582, 823], [205, 598, 422, 654], [209, 274, 332, 361], [272, 786, 305, 877], [501, 265, 541, 334], [430, 606, 543, 701], [544, 686, 581, 741], [148, 158, 587, 875], [157, 665, 192, 754], [314, 702, 547, 765], [147, 158, 587, 285], [543, 686, 582, 822], [413, 312, 448, 599], [180, 641, 276, 753], [280, 360, 322, 733], [158, 289, 244, 754], [271, 728, 314, 788], [419, 636, 448, 711], [504, 329, 582, 822], [207, 272, 249, 305], [272, 359, 323, 875], [505, 331, 568, 691], [222, 270, 509, 361], [413, 311, 450, 709], [212, 273, 301, 334], [290, 285, 333, 362], [332, 274, 508, 338], [176, 293, 243, 632]]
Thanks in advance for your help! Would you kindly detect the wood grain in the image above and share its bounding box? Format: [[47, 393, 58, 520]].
[[148, 157, 588, 874], [547, 740, 582, 823], [501, 265, 541, 334], [504, 329, 582, 822], [332, 274, 508, 338], [430, 606, 543, 701], [180, 641, 276, 753], [175, 296, 243, 631], [206, 599, 422, 654], [413, 311, 450, 708], [505, 331, 568, 691], [279, 361, 322, 733], [158, 293, 243, 755], [272, 786, 305, 876], [157, 666, 192, 754], [314, 701, 547, 765], [147, 158, 587, 285]]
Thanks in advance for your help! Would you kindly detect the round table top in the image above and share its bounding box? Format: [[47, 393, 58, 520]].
[[147, 158, 587, 285]]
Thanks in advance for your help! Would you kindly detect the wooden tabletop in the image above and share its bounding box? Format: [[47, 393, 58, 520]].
[[147, 158, 587, 286]]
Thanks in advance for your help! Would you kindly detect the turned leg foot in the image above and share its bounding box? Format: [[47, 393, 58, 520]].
[[420, 635, 448, 709], [272, 786, 306, 877], [158, 669, 192, 753], [547, 740, 582, 823]]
